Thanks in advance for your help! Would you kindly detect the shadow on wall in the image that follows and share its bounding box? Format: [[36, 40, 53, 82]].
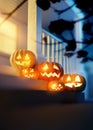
[[84, 61, 93, 100]]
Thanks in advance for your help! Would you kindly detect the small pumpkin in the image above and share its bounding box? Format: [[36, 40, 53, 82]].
[[35, 61, 64, 81], [10, 49, 36, 70], [59, 74, 86, 91], [20, 68, 39, 79], [48, 80, 65, 92]]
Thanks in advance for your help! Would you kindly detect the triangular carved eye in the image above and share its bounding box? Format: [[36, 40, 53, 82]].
[[67, 76, 71, 82], [75, 75, 81, 82], [22, 69, 28, 73], [43, 64, 49, 70], [16, 54, 21, 60], [53, 64, 59, 70], [24, 54, 30, 60]]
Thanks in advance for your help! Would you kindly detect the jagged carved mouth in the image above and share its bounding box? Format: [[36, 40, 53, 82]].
[[41, 72, 60, 78], [15, 61, 30, 66], [65, 83, 83, 88]]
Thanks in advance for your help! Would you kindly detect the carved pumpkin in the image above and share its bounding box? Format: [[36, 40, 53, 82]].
[[35, 62, 64, 81], [48, 80, 65, 92], [10, 49, 36, 70], [59, 74, 86, 91], [20, 68, 39, 79]]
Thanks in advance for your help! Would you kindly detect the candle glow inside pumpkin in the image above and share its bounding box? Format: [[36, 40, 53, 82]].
[[48, 80, 64, 92], [65, 75, 83, 88], [59, 74, 86, 91], [35, 62, 64, 81], [20, 68, 39, 79], [10, 49, 36, 70]]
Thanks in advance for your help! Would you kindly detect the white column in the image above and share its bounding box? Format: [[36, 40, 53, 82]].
[[27, 0, 45, 62]]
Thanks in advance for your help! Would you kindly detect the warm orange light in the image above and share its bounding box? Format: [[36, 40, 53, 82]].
[[65, 75, 82, 88], [0, 17, 17, 54], [25, 54, 31, 60], [16, 54, 22, 60], [65, 82, 83, 88], [59, 74, 86, 91], [42, 64, 49, 70], [10, 50, 36, 70], [48, 80, 64, 92], [0, 17, 17, 38], [65, 83, 74, 88], [75, 75, 81, 82], [20, 68, 39, 79], [67, 76, 71, 82], [35, 62, 64, 81], [41, 72, 60, 78], [53, 64, 59, 70]]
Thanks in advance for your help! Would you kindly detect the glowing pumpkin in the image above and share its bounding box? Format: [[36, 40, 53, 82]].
[[59, 74, 86, 91], [35, 62, 64, 81], [10, 49, 36, 70], [48, 80, 65, 92], [20, 68, 39, 79]]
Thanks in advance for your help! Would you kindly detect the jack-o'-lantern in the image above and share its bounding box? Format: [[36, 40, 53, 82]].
[[20, 68, 39, 79], [59, 74, 86, 91], [35, 62, 64, 81], [10, 49, 36, 70], [48, 80, 65, 92]]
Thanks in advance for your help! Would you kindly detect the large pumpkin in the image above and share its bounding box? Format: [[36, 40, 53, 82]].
[[10, 49, 36, 70], [35, 61, 64, 81], [59, 74, 86, 91], [20, 68, 39, 79]]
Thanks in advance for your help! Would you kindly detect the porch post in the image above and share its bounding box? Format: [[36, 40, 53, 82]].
[[27, 0, 45, 62]]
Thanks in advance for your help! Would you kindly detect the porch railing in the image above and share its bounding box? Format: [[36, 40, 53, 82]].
[[41, 29, 68, 74]]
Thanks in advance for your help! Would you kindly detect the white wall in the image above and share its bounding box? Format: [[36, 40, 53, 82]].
[[0, 19, 27, 66]]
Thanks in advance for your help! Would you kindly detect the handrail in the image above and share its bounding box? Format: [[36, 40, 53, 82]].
[[42, 29, 62, 43]]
